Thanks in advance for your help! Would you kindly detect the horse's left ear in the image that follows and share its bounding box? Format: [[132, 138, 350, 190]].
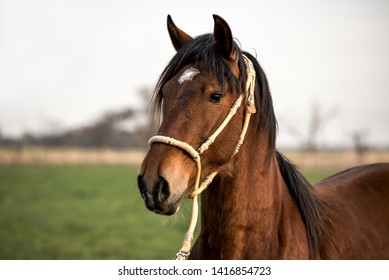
[[167, 15, 193, 51], [213, 14, 236, 62]]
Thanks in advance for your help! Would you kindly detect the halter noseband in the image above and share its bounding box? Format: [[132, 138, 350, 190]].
[[148, 54, 256, 259]]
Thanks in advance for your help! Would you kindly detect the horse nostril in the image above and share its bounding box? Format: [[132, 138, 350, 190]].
[[138, 174, 170, 204], [137, 175, 148, 199], [154, 175, 170, 202]]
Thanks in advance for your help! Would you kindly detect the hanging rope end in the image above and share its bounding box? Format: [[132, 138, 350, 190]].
[[173, 233, 193, 260], [174, 250, 190, 260]]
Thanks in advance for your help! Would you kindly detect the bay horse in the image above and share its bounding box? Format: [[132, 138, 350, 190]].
[[137, 15, 389, 259]]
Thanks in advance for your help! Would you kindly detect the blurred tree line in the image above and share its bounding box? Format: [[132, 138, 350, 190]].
[[0, 92, 373, 154], [0, 88, 158, 150]]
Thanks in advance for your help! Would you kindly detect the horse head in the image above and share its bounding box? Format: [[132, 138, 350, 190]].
[[137, 15, 248, 215]]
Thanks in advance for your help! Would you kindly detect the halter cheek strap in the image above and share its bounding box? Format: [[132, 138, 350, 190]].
[[148, 54, 256, 260]]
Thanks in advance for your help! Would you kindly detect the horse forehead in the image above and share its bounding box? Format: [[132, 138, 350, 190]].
[[178, 67, 201, 84]]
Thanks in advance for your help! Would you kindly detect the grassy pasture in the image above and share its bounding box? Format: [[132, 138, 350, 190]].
[[0, 164, 334, 259]]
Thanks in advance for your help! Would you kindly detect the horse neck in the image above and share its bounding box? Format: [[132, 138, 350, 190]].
[[200, 132, 281, 228], [198, 127, 308, 259]]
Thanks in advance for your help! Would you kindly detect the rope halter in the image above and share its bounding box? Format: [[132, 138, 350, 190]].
[[148, 54, 256, 260]]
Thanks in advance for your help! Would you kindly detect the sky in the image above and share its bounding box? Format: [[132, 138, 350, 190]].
[[1, 0, 388, 148]]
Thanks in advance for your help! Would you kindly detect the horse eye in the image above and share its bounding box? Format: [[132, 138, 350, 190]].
[[208, 92, 223, 103]]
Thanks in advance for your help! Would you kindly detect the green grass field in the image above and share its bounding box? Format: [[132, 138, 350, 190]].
[[0, 164, 333, 260]]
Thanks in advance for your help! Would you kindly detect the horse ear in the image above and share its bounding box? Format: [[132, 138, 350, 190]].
[[213, 14, 236, 62], [167, 15, 193, 51]]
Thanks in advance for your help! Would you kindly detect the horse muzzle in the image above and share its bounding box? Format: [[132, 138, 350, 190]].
[[137, 174, 186, 215], [137, 146, 193, 215]]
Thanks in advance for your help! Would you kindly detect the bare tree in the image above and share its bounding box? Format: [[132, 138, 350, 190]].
[[92, 109, 134, 149], [305, 102, 339, 151], [352, 130, 369, 164], [131, 87, 159, 148], [282, 101, 338, 151]]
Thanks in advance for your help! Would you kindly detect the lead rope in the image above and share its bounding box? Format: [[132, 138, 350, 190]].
[[148, 55, 256, 260]]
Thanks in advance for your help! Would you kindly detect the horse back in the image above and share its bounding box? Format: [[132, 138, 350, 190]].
[[315, 163, 389, 259]]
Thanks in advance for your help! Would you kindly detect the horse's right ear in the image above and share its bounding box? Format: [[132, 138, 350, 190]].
[[167, 15, 193, 51]]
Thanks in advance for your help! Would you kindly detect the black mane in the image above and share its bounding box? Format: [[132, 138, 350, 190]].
[[152, 33, 327, 259], [276, 152, 328, 259]]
